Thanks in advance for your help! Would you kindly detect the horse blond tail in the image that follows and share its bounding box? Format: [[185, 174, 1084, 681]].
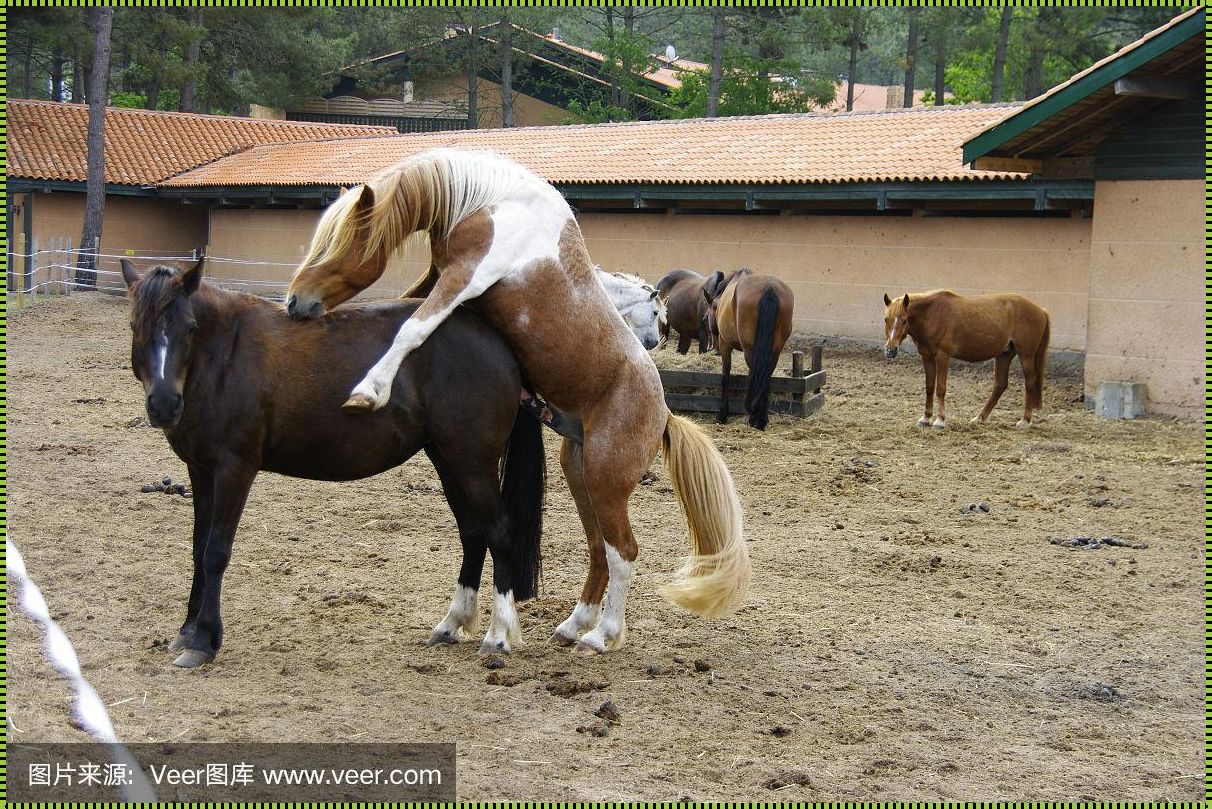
[[659, 414, 750, 617]]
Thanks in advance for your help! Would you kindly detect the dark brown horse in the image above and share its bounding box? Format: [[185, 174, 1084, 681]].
[[122, 259, 544, 667], [656, 269, 713, 354], [703, 269, 795, 430], [882, 289, 1051, 429]]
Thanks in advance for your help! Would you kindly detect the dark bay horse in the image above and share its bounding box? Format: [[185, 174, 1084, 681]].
[[285, 148, 749, 654], [703, 269, 795, 430], [883, 290, 1051, 429], [122, 259, 544, 667], [656, 269, 713, 354]]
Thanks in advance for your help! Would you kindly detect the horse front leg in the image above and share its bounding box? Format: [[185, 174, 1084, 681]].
[[345, 259, 499, 412], [918, 354, 936, 427], [173, 460, 257, 668], [169, 465, 215, 653], [932, 353, 950, 430]]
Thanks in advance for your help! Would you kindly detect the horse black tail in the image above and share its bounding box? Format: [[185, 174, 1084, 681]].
[[501, 404, 545, 601], [745, 288, 781, 430]]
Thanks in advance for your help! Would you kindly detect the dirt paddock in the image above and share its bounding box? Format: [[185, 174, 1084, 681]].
[[8, 292, 1203, 800]]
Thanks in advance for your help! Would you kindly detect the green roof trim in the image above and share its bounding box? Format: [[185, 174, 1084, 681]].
[[961, 8, 1204, 164]]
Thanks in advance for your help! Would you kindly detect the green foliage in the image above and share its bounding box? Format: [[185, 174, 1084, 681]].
[[667, 50, 834, 118], [565, 99, 632, 124]]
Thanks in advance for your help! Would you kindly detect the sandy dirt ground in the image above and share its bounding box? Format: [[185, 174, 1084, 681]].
[[7, 292, 1204, 801]]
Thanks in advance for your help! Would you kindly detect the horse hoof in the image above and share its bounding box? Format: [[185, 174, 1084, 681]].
[[932, 419, 946, 430], [167, 632, 191, 652], [342, 394, 376, 412], [916, 417, 931, 428], [424, 630, 460, 646], [548, 630, 577, 648], [970, 415, 983, 425], [573, 639, 606, 656], [478, 639, 511, 655], [172, 649, 215, 668], [1016, 419, 1031, 429]]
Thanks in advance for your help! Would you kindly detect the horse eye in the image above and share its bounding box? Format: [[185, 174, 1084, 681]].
[[187, 323, 198, 334]]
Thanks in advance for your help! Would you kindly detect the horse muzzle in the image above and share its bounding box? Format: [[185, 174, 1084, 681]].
[[285, 294, 325, 320], [885, 345, 899, 359], [147, 391, 183, 428]]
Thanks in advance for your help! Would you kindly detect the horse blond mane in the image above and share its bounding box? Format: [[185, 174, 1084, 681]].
[[301, 149, 535, 268]]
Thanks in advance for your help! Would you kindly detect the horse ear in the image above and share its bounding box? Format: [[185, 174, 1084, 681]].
[[703, 271, 725, 302], [883, 293, 892, 307], [121, 258, 140, 289], [181, 256, 204, 296], [902, 293, 910, 310], [649, 288, 659, 300], [355, 185, 376, 213]]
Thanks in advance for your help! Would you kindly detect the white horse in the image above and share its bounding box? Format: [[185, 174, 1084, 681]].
[[595, 267, 666, 350]]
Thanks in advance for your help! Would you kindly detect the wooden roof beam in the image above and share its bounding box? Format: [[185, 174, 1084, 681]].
[[1113, 74, 1195, 100]]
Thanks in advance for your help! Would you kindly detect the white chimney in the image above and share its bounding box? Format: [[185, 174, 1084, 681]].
[[665, 44, 676, 60]]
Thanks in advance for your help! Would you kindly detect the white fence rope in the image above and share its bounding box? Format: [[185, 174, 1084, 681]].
[[7, 248, 411, 299], [6, 539, 157, 801]]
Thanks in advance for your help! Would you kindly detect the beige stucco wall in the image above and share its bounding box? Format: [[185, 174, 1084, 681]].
[[1084, 179, 1203, 417], [206, 208, 430, 298], [11, 192, 207, 292], [579, 212, 1092, 351], [415, 73, 580, 128]]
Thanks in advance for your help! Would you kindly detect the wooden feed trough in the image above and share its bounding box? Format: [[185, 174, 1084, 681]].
[[659, 346, 826, 418]]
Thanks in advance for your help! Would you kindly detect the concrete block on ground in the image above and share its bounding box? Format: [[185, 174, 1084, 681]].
[[1095, 380, 1147, 419]]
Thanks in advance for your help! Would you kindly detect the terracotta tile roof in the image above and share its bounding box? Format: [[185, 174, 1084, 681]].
[[161, 104, 1027, 189], [8, 99, 396, 186]]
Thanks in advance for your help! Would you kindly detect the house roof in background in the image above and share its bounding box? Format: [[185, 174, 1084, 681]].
[[161, 104, 1027, 189], [8, 100, 396, 185]]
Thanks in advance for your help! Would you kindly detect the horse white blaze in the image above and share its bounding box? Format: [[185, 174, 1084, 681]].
[[430, 584, 478, 641], [481, 590, 520, 652], [577, 545, 632, 653], [153, 330, 169, 383], [350, 189, 571, 409]]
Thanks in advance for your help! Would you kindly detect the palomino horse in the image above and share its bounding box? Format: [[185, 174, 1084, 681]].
[[656, 269, 713, 354], [595, 267, 665, 351], [702, 269, 795, 430], [882, 290, 1051, 429], [122, 259, 544, 667], [286, 148, 749, 654]]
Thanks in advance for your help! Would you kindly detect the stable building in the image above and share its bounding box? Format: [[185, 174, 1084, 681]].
[[963, 6, 1203, 416]]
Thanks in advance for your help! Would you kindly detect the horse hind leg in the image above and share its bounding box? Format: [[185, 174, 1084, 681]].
[[973, 351, 1013, 424], [572, 408, 660, 655], [550, 439, 606, 646], [426, 546, 485, 645], [1017, 354, 1040, 428]]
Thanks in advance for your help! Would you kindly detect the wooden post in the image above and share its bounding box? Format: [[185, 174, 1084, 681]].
[[27, 237, 38, 294], [811, 344, 823, 374], [791, 350, 804, 378]]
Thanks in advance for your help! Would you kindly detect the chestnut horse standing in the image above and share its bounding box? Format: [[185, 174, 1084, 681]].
[[882, 290, 1050, 429], [702, 269, 795, 430], [656, 269, 713, 354], [286, 148, 749, 655]]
